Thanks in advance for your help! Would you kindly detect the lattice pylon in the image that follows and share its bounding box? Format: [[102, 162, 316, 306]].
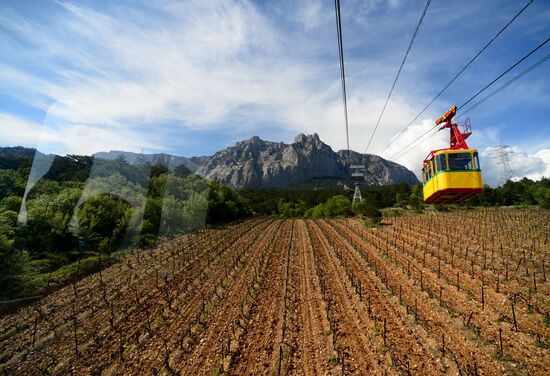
[[352, 184, 362, 203], [494, 142, 513, 186]]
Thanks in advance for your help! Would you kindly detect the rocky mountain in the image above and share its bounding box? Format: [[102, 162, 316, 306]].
[[189, 133, 418, 188], [93, 150, 197, 171], [337, 149, 419, 186], [2, 134, 419, 188], [0, 146, 42, 158]]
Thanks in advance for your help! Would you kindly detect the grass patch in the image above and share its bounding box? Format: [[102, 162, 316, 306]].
[[328, 354, 339, 366], [210, 364, 223, 376]]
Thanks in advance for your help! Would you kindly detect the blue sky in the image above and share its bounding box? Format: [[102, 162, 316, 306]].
[[0, 0, 549, 186]]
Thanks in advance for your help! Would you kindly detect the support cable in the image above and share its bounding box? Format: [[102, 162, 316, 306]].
[[457, 52, 550, 119], [334, 0, 351, 166], [457, 38, 548, 109], [380, 0, 536, 154], [364, 0, 431, 154], [386, 38, 549, 161]]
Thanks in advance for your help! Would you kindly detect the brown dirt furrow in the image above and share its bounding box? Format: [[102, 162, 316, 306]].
[[306, 219, 396, 375], [229, 220, 294, 375], [109, 218, 281, 375], [340, 218, 550, 375], [72, 219, 273, 375], [327, 219, 505, 375], [288, 219, 339, 375], [383, 211, 550, 309], [379, 219, 550, 318], [0, 220, 250, 362], [313, 219, 445, 375], [173, 220, 289, 375], [4, 219, 271, 375]]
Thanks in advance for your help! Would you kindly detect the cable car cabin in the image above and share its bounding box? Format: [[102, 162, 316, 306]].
[[422, 149, 483, 204], [421, 105, 483, 204]]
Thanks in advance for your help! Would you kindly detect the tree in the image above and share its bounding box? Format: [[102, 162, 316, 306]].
[[353, 200, 382, 224], [408, 183, 424, 212], [306, 195, 353, 218], [15, 188, 82, 260], [0, 210, 32, 299], [206, 181, 245, 223], [0, 169, 24, 200], [1, 195, 22, 212], [149, 164, 169, 178], [77, 194, 132, 253], [174, 163, 192, 178]]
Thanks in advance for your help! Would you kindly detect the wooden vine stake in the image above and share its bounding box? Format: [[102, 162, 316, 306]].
[[511, 302, 518, 331], [383, 318, 387, 347], [499, 328, 504, 358]]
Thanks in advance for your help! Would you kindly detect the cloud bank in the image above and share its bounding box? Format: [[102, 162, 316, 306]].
[[0, 0, 548, 186]]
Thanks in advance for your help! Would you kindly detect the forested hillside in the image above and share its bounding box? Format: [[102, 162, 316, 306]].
[[0, 153, 247, 301], [1, 150, 549, 302]]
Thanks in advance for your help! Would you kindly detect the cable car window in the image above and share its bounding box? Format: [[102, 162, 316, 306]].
[[474, 152, 480, 170], [436, 154, 447, 171], [448, 153, 473, 170]]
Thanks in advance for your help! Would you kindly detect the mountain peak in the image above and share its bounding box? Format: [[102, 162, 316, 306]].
[[191, 132, 418, 188], [294, 132, 320, 144]]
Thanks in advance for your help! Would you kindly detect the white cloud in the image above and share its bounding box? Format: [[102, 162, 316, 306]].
[[479, 146, 550, 187], [0, 113, 57, 146], [0, 110, 161, 155], [378, 117, 447, 178], [2, 0, 428, 156], [0, 0, 548, 183]]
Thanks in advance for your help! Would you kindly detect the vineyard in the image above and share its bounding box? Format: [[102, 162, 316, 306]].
[[1, 209, 549, 375]]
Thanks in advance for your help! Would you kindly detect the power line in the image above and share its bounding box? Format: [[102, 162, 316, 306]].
[[387, 124, 438, 161], [458, 52, 550, 119], [334, 0, 351, 166], [386, 38, 550, 161], [364, 0, 431, 154], [380, 0, 536, 154], [458, 38, 549, 109]]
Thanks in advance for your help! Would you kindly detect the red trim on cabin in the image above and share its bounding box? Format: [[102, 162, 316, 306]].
[[425, 187, 483, 205]]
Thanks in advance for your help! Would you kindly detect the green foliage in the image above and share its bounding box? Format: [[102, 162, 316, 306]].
[[305, 195, 353, 218], [149, 164, 170, 178], [43, 155, 92, 182], [173, 163, 192, 178], [77, 194, 132, 253], [353, 200, 382, 224], [0, 170, 25, 200], [1, 195, 22, 212], [15, 188, 82, 260], [464, 178, 550, 208], [0, 156, 222, 300], [277, 199, 308, 217], [238, 188, 342, 216], [539, 190, 550, 209], [206, 181, 247, 223], [2, 151, 549, 302], [409, 183, 424, 212], [0, 211, 33, 299]]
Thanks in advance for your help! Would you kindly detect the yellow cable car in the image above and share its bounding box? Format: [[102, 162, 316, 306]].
[[422, 106, 483, 204]]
